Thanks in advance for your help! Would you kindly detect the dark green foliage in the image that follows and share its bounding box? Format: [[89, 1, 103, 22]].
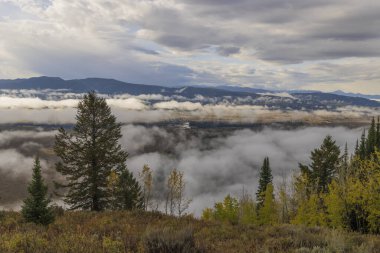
[[355, 117, 380, 160], [339, 142, 349, 181], [359, 129, 366, 159], [376, 116, 380, 147], [366, 117, 376, 157], [21, 157, 54, 225], [300, 135, 340, 194], [354, 139, 359, 155], [54, 91, 128, 211], [256, 157, 273, 207], [115, 167, 144, 210]]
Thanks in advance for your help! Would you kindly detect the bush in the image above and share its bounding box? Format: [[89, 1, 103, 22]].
[[143, 226, 203, 253], [295, 247, 332, 253], [51, 205, 65, 217]]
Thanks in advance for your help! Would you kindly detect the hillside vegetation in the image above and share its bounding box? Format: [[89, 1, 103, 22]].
[[0, 211, 379, 253]]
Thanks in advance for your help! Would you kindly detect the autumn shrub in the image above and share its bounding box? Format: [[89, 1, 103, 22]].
[[295, 247, 332, 253], [0, 211, 379, 253], [143, 226, 203, 253]]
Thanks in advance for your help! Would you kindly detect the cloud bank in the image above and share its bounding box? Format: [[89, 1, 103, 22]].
[[0, 125, 363, 214], [121, 125, 362, 215], [0, 94, 377, 125]]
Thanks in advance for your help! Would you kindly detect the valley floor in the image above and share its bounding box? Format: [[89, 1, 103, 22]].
[[0, 211, 379, 253]]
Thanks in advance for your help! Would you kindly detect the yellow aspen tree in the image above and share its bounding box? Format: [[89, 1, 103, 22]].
[[139, 164, 153, 211], [258, 183, 278, 225]]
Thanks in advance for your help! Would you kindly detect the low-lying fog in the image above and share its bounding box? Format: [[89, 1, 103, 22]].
[[0, 93, 374, 214], [0, 124, 363, 215], [0, 95, 377, 124]]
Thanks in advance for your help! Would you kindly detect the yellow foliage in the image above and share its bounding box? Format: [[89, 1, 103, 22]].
[[324, 180, 346, 229]]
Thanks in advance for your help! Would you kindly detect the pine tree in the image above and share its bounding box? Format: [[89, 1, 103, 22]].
[[338, 142, 349, 182], [359, 129, 366, 159], [256, 157, 273, 207], [354, 139, 359, 156], [366, 117, 376, 157], [300, 135, 340, 194], [54, 91, 128, 211], [376, 116, 380, 148], [21, 157, 54, 225], [115, 167, 144, 210]]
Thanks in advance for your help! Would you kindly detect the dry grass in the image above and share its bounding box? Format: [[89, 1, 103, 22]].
[[0, 211, 379, 253]]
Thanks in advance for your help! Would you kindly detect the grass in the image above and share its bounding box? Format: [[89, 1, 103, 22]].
[[0, 211, 379, 253]]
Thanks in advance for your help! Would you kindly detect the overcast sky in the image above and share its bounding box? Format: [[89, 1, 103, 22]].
[[1, 0, 380, 94]]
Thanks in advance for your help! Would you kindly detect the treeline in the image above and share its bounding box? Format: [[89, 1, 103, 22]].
[[14, 92, 380, 235], [20, 92, 191, 225], [202, 119, 380, 234]]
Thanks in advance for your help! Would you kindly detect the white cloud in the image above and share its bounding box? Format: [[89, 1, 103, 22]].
[[153, 100, 203, 111], [0, 94, 376, 124]]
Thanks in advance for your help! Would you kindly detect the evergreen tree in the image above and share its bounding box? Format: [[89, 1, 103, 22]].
[[300, 135, 340, 194], [354, 139, 359, 156], [256, 157, 273, 207], [21, 157, 54, 225], [377, 116, 380, 148], [359, 129, 366, 159], [115, 167, 144, 210], [366, 117, 376, 157], [54, 91, 128, 211], [338, 143, 349, 182]]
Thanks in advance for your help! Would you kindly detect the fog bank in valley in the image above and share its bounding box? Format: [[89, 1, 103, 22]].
[[0, 95, 377, 124], [0, 125, 363, 215]]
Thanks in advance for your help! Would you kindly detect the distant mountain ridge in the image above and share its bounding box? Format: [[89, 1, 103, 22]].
[[0, 76, 256, 98], [0, 76, 379, 109]]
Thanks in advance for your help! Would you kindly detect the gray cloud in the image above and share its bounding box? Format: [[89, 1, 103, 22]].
[[1, 0, 380, 92], [216, 46, 241, 57], [0, 130, 58, 209]]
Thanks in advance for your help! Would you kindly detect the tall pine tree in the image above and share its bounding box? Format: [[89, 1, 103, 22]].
[[256, 157, 273, 207], [359, 129, 366, 159], [366, 117, 376, 157], [54, 91, 128, 211], [21, 157, 54, 225], [338, 142, 349, 182], [376, 116, 380, 148], [300, 135, 340, 194], [114, 166, 144, 210]]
